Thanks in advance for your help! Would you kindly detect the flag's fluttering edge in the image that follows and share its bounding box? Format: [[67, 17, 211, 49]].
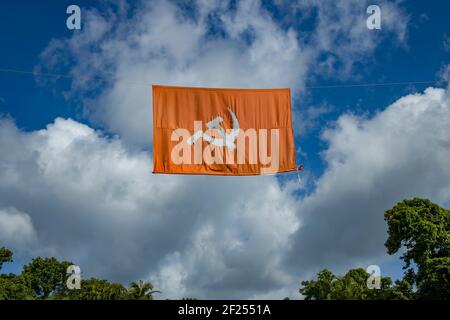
[[152, 85, 297, 175]]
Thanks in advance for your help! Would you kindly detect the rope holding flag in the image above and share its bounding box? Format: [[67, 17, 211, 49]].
[[296, 164, 304, 184]]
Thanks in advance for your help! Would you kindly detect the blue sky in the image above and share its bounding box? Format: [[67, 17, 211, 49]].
[[0, 0, 449, 298], [1, 0, 449, 177]]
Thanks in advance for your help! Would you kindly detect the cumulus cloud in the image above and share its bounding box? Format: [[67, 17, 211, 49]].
[[38, 0, 408, 147], [2, 85, 449, 298], [0, 117, 299, 298], [0, 207, 36, 249], [286, 86, 450, 277], [3, 0, 444, 299]]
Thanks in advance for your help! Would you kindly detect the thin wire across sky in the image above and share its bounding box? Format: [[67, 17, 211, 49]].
[[0, 67, 440, 90]]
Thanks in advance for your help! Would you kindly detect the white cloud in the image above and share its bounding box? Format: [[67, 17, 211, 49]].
[[287, 86, 450, 275], [37, 0, 408, 147], [3, 0, 443, 299], [283, 0, 409, 79], [0, 207, 36, 249], [1, 84, 449, 298], [0, 117, 299, 298], [294, 102, 333, 136]]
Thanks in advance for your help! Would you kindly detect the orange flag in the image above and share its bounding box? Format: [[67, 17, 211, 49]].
[[152, 85, 297, 175]]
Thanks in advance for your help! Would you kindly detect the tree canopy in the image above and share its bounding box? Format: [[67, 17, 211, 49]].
[[299, 268, 413, 300], [384, 198, 450, 299], [1, 197, 448, 300], [299, 197, 449, 300], [0, 249, 160, 300], [0, 247, 13, 271]]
